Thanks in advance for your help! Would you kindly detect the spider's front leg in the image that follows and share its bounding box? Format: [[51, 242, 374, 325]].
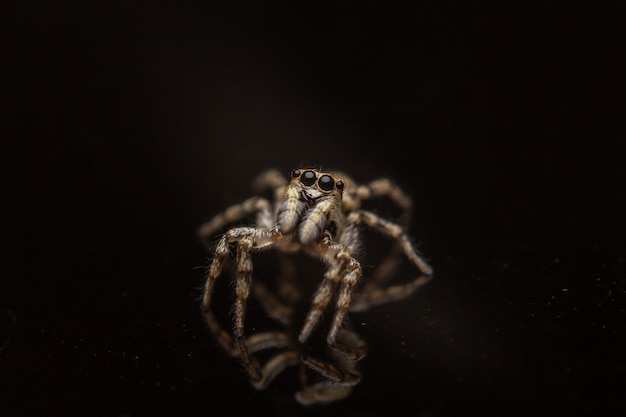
[[299, 236, 365, 360], [201, 226, 283, 382]]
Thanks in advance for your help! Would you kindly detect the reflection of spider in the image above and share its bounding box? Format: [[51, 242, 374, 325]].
[[198, 168, 433, 404]]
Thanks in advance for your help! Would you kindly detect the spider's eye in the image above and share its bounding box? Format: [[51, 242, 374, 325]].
[[336, 180, 344, 191], [291, 169, 301, 178], [301, 170, 316, 186], [318, 175, 334, 191]]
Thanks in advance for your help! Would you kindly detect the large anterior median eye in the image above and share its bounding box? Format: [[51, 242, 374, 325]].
[[301, 170, 316, 186], [318, 175, 334, 191]]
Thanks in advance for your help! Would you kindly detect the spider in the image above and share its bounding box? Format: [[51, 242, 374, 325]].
[[198, 167, 433, 404]]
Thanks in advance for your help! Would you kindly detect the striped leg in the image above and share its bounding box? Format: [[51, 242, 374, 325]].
[[347, 210, 433, 312], [201, 227, 283, 382]]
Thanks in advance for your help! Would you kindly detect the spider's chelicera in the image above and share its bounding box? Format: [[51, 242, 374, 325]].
[[198, 167, 433, 405]]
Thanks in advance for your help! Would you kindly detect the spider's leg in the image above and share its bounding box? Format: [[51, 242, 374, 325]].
[[357, 240, 405, 301], [199, 168, 287, 244], [201, 234, 237, 354], [325, 317, 368, 361], [353, 178, 413, 225], [245, 332, 299, 391], [197, 196, 273, 247], [245, 274, 302, 390], [296, 377, 354, 406], [348, 211, 433, 312], [296, 327, 365, 405], [326, 252, 362, 346], [251, 350, 300, 390], [299, 235, 363, 351], [202, 227, 283, 381], [232, 234, 263, 381], [298, 237, 353, 344], [251, 168, 288, 193], [232, 228, 292, 381], [211, 330, 298, 390], [299, 355, 361, 385], [351, 178, 414, 290], [252, 169, 289, 220], [206, 330, 298, 390], [252, 281, 294, 326], [297, 263, 341, 343], [246, 331, 292, 354]]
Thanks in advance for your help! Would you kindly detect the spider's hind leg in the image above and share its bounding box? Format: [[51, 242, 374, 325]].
[[350, 177, 414, 225], [348, 211, 433, 312]]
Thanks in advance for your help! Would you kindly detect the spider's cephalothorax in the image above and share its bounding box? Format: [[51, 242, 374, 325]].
[[198, 167, 433, 405]]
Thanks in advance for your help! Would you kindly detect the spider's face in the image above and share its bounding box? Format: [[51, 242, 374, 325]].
[[277, 168, 345, 243], [288, 168, 344, 200]]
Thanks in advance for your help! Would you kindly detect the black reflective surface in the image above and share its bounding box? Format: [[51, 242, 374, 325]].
[[3, 3, 625, 417]]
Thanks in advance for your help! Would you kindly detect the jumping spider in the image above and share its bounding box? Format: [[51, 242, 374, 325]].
[[199, 168, 433, 404]]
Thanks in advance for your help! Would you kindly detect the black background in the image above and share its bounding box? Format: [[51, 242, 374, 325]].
[[3, 2, 626, 417]]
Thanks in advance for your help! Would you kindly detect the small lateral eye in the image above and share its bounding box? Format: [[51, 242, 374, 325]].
[[336, 180, 344, 191], [301, 170, 316, 186], [318, 175, 334, 191], [291, 169, 301, 178]]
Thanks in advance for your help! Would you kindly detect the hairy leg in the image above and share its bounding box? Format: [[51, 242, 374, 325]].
[[350, 177, 416, 290], [346, 211, 433, 312], [201, 227, 284, 381], [197, 197, 273, 248], [251, 168, 288, 194], [298, 235, 363, 363]]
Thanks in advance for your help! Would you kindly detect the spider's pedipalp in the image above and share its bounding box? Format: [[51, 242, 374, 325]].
[[298, 198, 333, 244], [276, 184, 306, 233]]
